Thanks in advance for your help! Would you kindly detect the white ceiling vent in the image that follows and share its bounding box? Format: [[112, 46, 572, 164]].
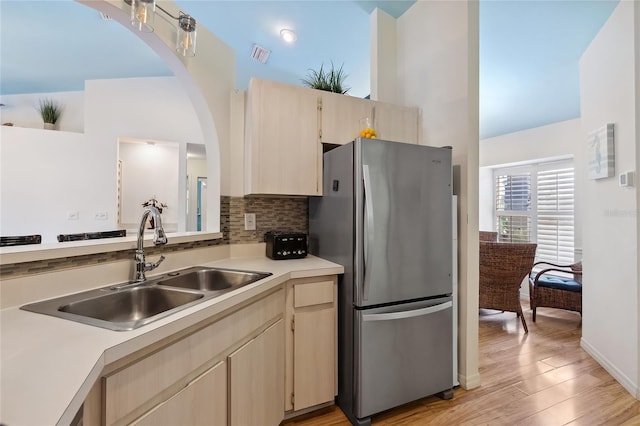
[[251, 44, 271, 64], [99, 11, 112, 21]]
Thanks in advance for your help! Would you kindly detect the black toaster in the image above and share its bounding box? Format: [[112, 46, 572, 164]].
[[264, 231, 308, 260]]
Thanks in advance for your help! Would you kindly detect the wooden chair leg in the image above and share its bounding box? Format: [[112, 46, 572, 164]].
[[532, 307, 537, 322], [518, 306, 528, 333]]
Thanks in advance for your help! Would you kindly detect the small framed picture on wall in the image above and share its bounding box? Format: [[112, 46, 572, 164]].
[[587, 123, 615, 180]]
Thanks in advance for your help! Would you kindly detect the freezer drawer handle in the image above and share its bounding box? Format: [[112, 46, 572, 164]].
[[362, 301, 453, 322], [362, 164, 374, 301]]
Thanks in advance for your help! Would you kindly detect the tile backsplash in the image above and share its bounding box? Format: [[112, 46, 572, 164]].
[[1, 196, 309, 278], [223, 196, 308, 243]]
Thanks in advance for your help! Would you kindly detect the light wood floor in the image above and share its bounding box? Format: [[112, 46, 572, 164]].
[[284, 302, 640, 425]]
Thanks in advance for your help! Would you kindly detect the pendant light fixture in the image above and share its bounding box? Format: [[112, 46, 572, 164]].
[[176, 13, 197, 57], [124, 0, 197, 57], [130, 0, 155, 33]]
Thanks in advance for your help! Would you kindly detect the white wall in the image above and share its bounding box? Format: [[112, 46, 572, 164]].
[[478, 167, 494, 232], [186, 157, 207, 231], [0, 127, 112, 242], [390, 0, 480, 389], [479, 118, 582, 248], [79, 0, 237, 233], [85, 77, 203, 143], [0, 91, 85, 133], [480, 118, 581, 167], [85, 76, 203, 235], [636, 0, 640, 402], [579, 0, 639, 398], [0, 77, 204, 243], [118, 141, 180, 228], [370, 9, 398, 104]]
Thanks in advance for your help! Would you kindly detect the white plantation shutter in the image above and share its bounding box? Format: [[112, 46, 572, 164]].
[[496, 174, 531, 211], [496, 215, 532, 243], [495, 172, 532, 243], [536, 167, 574, 264], [493, 161, 575, 264]]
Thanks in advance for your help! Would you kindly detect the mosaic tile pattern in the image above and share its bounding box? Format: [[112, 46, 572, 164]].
[[1, 196, 309, 279], [229, 196, 308, 243]]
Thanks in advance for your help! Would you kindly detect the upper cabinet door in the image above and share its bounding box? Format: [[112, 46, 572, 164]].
[[245, 78, 322, 196], [320, 91, 373, 145], [372, 102, 420, 144]]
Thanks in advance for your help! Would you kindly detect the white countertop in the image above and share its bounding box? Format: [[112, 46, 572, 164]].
[[0, 255, 343, 425]]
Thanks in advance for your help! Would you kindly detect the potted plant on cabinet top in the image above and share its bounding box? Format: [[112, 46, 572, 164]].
[[37, 98, 62, 130], [301, 62, 350, 94]]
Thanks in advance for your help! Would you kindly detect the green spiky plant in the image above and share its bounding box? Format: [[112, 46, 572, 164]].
[[301, 62, 350, 94], [37, 98, 62, 125]]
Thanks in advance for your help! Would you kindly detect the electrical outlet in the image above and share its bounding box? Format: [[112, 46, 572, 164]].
[[244, 213, 256, 231], [94, 211, 108, 220], [66, 210, 79, 220]]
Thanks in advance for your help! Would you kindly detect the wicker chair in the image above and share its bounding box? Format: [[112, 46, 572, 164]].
[[479, 242, 538, 333], [529, 261, 582, 322], [479, 231, 498, 242]]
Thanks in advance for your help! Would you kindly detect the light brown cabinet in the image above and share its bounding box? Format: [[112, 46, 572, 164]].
[[82, 273, 341, 425], [320, 91, 373, 145], [321, 93, 420, 146], [229, 319, 284, 426], [131, 361, 226, 426], [243, 78, 421, 196], [285, 276, 337, 413], [244, 78, 322, 196], [85, 288, 284, 426], [372, 102, 420, 144]]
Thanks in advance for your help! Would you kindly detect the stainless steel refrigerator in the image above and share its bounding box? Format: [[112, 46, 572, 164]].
[[309, 138, 454, 426]]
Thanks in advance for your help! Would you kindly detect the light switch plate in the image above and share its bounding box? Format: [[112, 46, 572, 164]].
[[619, 171, 635, 187]]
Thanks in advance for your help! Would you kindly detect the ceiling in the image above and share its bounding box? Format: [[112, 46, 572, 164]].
[[0, 0, 619, 139]]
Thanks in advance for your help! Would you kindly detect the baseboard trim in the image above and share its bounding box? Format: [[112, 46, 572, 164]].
[[457, 372, 481, 390], [580, 337, 639, 399], [284, 401, 335, 421]]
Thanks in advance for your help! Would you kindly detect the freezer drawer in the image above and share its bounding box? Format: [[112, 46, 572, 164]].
[[355, 298, 453, 419]]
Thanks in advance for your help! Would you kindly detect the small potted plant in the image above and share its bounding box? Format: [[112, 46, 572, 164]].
[[301, 62, 350, 94], [37, 98, 62, 130]]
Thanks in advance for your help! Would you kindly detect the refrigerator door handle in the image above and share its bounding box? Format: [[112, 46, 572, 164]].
[[362, 301, 453, 322], [362, 164, 374, 301]]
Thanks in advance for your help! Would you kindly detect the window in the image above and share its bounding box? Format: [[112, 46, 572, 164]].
[[494, 161, 575, 264], [495, 173, 532, 243]]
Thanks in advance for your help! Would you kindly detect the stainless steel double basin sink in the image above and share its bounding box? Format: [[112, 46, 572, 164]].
[[21, 266, 272, 331]]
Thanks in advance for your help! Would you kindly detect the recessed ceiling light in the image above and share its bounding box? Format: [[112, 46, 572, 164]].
[[280, 29, 297, 44]]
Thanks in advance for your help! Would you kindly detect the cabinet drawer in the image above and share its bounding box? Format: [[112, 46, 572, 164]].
[[294, 280, 334, 308]]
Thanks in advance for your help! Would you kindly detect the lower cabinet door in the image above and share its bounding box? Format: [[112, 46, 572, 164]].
[[294, 307, 335, 410], [229, 319, 284, 426], [131, 360, 227, 426]]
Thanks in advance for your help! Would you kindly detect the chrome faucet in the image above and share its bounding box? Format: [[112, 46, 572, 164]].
[[135, 206, 168, 282]]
